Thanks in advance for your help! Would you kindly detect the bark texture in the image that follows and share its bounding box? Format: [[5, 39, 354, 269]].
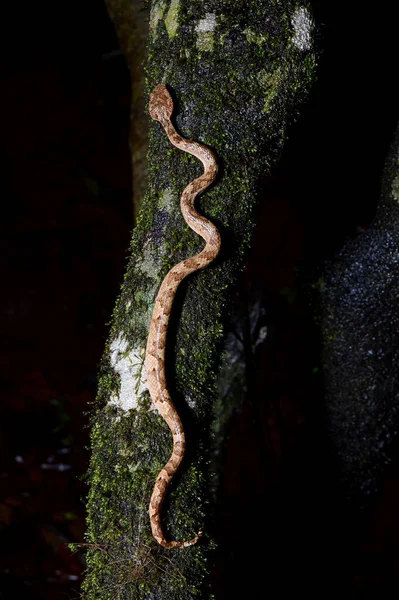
[[321, 123, 399, 501], [82, 1, 316, 598]]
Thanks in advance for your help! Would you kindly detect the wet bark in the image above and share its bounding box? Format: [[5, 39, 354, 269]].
[[321, 123, 399, 502]]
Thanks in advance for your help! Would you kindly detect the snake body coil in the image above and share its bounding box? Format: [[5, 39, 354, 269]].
[[144, 84, 221, 549]]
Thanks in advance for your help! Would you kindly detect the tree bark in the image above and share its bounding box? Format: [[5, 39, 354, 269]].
[[321, 123, 399, 502], [82, 1, 316, 598]]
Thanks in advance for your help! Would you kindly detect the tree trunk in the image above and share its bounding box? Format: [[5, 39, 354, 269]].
[[321, 122, 399, 502], [82, 1, 316, 598]]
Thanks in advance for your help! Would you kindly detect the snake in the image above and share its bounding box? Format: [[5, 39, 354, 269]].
[[144, 84, 221, 549]]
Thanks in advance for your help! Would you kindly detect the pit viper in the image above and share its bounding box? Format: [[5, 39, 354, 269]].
[[144, 84, 221, 548]]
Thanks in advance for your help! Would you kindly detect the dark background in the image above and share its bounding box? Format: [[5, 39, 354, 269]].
[[1, 1, 399, 598]]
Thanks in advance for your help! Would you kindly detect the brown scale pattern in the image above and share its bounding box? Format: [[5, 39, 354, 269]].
[[144, 84, 221, 548]]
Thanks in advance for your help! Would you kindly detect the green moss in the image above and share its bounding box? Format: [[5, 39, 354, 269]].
[[149, 0, 167, 38], [195, 13, 216, 52], [196, 30, 214, 52], [257, 66, 283, 113], [243, 27, 268, 45], [164, 0, 180, 39], [83, 0, 316, 598]]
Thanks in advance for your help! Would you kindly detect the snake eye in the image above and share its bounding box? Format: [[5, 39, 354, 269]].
[[149, 84, 174, 121]]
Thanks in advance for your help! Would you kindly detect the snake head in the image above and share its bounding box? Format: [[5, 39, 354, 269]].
[[149, 84, 174, 123]]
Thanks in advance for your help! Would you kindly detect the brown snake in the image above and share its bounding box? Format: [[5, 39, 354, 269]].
[[144, 84, 221, 549]]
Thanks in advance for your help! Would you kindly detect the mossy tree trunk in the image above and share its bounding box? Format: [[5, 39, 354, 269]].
[[321, 122, 399, 502], [82, 1, 316, 598]]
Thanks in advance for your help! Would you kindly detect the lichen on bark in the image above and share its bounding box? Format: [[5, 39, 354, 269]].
[[82, 1, 316, 598]]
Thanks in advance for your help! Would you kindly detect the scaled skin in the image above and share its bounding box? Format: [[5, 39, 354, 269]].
[[145, 84, 220, 548]]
